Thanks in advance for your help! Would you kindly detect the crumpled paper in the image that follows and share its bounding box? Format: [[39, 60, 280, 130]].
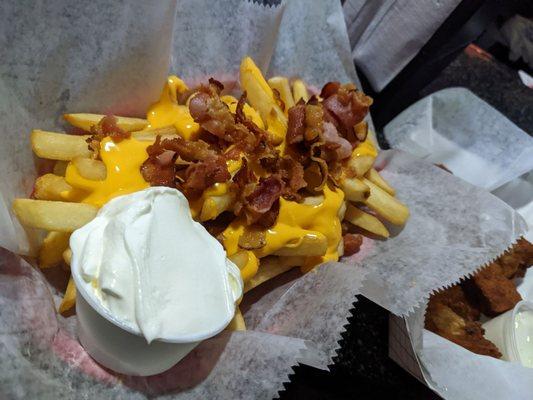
[[386, 88, 533, 400], [0, 0, 527, 398]]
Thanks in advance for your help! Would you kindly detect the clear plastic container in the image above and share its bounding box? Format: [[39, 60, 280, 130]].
[[482, 300, 533, 368]]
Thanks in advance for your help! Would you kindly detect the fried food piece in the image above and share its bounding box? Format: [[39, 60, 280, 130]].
[[425, 302, 501, 358], [471, 263, 522, 316], [429, 284, 481, 322]]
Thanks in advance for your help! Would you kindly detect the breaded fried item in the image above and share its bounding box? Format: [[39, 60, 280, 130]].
[[425, 302, 501, 358], [425, 238, 533, 358], [429, 284, 480, 321], [471, 263, 522, 316]]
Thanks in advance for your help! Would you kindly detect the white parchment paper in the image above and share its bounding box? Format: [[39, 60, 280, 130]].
[[0, 1, 528, 398], [384, 87, 533, 191]]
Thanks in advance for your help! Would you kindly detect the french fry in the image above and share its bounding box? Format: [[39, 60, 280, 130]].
[[39, 231, 71, 268], [239, 57, 286, 145], [272, 233, 328, 257], [53, 161, 68, 176], [59, 277, 76, 315], [267, 76, 295, 111], [244, 255, 305, 293], [131, 126, 179, 141], [340, 177, 370, 202], [344, 204, 389, 238], [292, 79, 309, 103], [199, 193, 235, 221], [72, 157, 107, 180], [365, 168, 395, 196], [64, 113, 148, 132], [226, 308, 246, 331], [31, 130, 91, 160], [346, 154, 374, 178], [13, 199, 97, 232], [33, 174, 73, 201], [229, 250, 259, 283], [363, 179, 409, 225], [63, 247, 72, 267]]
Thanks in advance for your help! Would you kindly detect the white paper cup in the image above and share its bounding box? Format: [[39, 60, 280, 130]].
[[76, 293, 198, 376], [482, 301, 533, 367]]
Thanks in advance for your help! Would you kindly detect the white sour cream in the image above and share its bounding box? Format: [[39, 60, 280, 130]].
[[70, 187, 243, 343]]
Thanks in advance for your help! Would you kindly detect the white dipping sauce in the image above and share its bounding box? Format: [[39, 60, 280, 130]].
[[70, 187, 243, 343], [515, 309, 533, 368]]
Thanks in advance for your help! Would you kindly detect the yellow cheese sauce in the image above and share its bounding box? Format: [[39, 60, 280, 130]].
[[222, 185, 345, 271], [147, 76, 199, 140], [63, 137, 150, 207]]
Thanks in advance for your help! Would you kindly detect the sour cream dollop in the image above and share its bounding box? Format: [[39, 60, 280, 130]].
[[70, 187, 243, 343]]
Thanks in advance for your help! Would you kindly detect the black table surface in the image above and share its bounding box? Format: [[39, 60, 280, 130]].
[[279, 48, 532, 400]]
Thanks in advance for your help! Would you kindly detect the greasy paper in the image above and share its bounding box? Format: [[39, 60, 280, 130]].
[[0, 1, 528, 399]]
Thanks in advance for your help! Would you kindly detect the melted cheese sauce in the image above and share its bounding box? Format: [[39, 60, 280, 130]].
[[64, 138, 150, 207], [222, 185, 345, 271], [147, 76, 199, 140]]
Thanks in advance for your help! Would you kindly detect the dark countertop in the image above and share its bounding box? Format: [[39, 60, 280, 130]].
[[280, 47, 532, 400]]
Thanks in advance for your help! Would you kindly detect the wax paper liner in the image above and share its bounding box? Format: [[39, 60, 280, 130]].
[[384, 87, 533, 191], [0, 0, 528, 398]]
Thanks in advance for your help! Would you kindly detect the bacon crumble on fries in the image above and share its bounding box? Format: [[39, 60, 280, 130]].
[[13, 57, 409, 326]]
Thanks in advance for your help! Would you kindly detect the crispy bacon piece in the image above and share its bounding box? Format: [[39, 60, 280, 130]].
[[322, 85, 372, 140], [343, 233, 363, 256], [245, 175, 284, 214], [86, 115, 131, 155], [322, 121, 352, 160], [287, 104, 306, 144]]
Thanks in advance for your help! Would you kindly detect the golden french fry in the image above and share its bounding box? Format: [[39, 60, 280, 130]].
[[72, 157, 107, 180], [344, 204, 389, 238], [272, 233, 328, 257], [13, 199, 97, 232], [292, 79, 309, 103], [340, 177, 370, 202], [239, 57, 286, 145], [64, 113, 148, 132], [226, 308, 246, 331], [365, 168, 395, 196], [31, 130, 91, 161], [39, 231, 71, 268], [33, 174, 73, 201], [59, 277, 76, 315], [200, 193, 235, 222], [229, 250, 259, 283], [244, 255, 305, 293], [363, 179, 409, 225], [63, 247, 72, 267], [267, 76, 295, 111], [131, 126, 179, 141], [346, 154, 375, 178], [53, 161, 68, 176]]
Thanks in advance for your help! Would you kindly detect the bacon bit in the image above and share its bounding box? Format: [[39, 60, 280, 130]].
[[232, 158, 256, 189], [322, 122, 352, 160], [279, 156, 306, 199], [320, 81, 340, 99], [287, 104, 306, 144], [322, 85, 372, 139], [254, 199, 280, 228], [156, 150, 176, 166], [304, 104, 323, 141], [245, 175, 284, 214], [183, 157, 230, 192], [86, 115, 131, 155], [272, 88, 285, 111], [238, 229, 266, 250], [141, 160, 175, 187], [343, 233, 363, 256]]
